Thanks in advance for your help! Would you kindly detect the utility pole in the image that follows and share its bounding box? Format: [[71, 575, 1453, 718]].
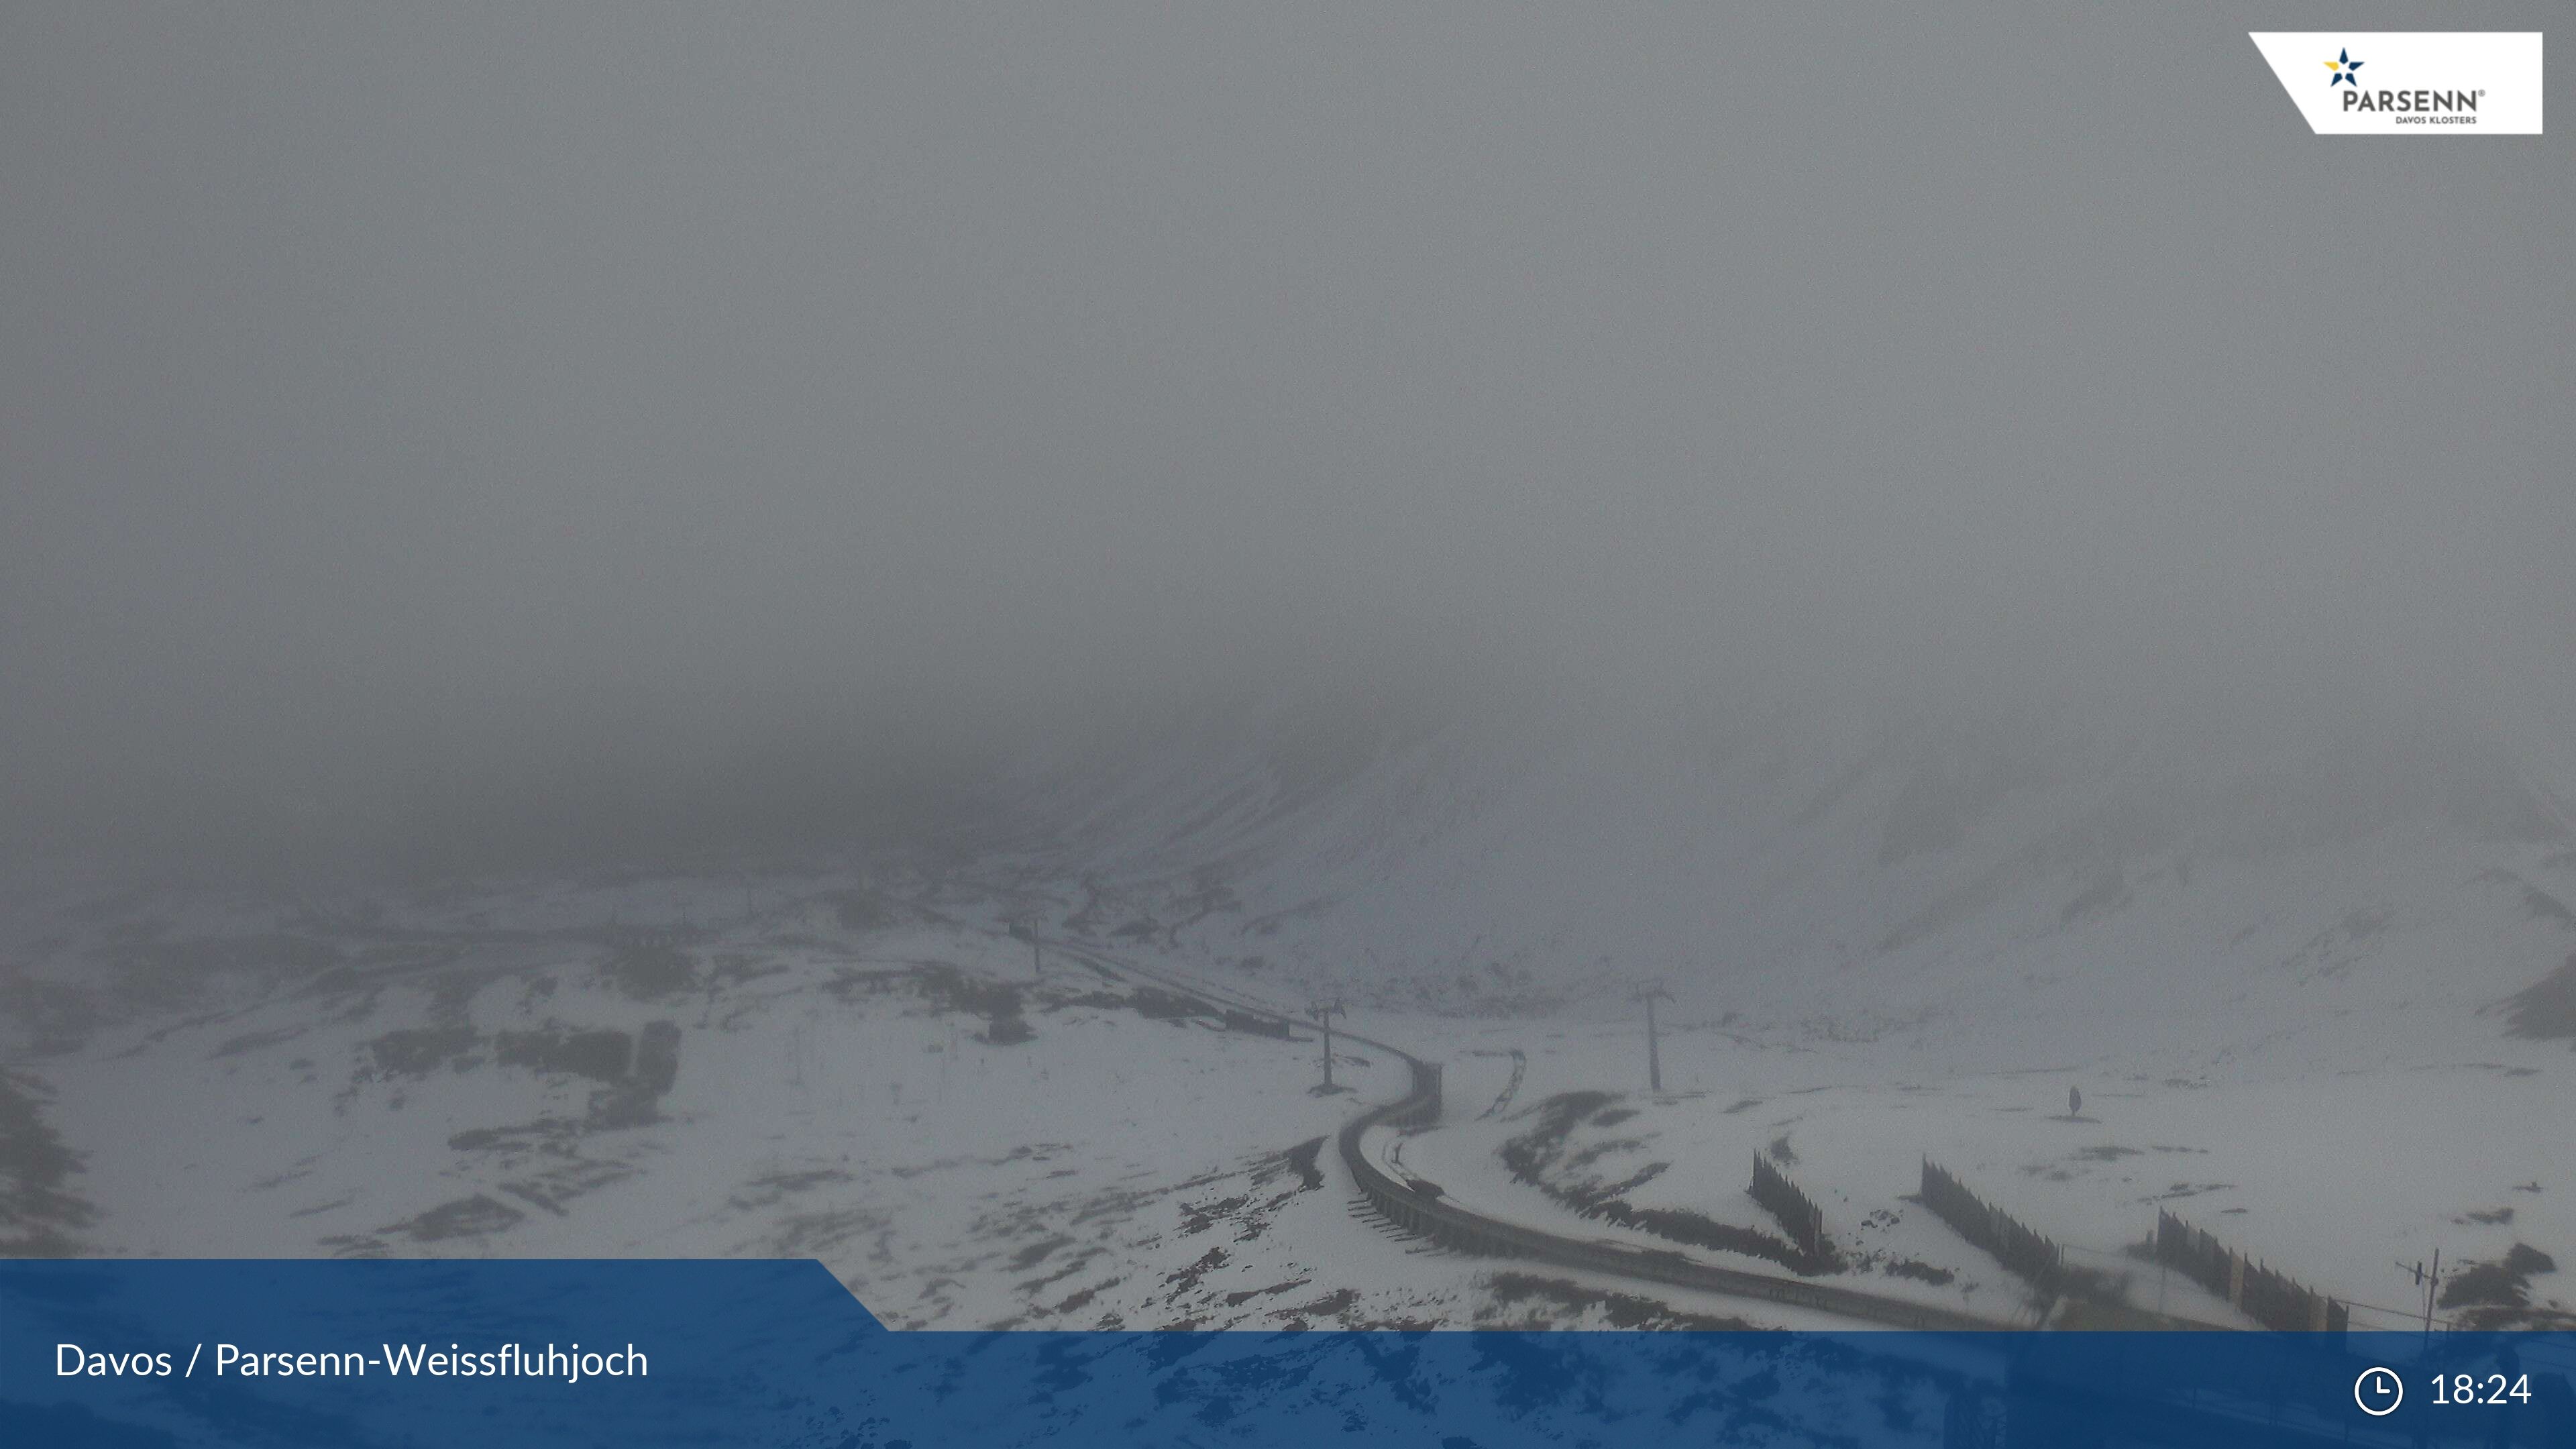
[[1309, 1000, 1346, 1092], [2424, 1246, 2440, 1345], [1633, 984, 1673, 1093]]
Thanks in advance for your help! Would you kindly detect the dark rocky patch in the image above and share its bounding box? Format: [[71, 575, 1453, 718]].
[[366, 1026, 476, 1077], [212, 1025, 307, 1059], [2504, 953, 2576, 1041], [2441, 1244, 2557, 1313], [496, 1028, 631, 1082], [1163, 1247, 1228, 1303], [600, 945, 696, 1000], [1273, 1287, 1358, 1322], [1481, 1272, 1756, 1330], [0, 1070, 92, 1255], [1220, 1278, 1307, 1307], [830, 889, 900, 931], [1501, 1093, 1816, 1273], [387, 1193, 525, 1242], [588, 1021, 682, 1128]]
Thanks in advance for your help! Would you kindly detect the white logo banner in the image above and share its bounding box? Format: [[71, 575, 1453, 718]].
[[2250, 32, 2541, 135]]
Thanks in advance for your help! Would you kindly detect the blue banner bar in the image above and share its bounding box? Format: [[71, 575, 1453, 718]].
[[5, 1260, 2571, 1446]]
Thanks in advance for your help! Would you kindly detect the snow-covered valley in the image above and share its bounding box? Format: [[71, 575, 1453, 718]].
[[5, 691, 2574, 1334]]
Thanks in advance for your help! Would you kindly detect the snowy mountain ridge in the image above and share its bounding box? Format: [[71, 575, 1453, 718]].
[[985, 682, 2576, 1070]]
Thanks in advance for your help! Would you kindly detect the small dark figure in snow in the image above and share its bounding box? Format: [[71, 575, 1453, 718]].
[[2068, 1086, 2082, 1118]]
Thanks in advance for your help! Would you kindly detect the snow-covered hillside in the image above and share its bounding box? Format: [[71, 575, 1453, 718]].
[[3, 684, 2572, 1332], [987, 684, 2576, 1073]]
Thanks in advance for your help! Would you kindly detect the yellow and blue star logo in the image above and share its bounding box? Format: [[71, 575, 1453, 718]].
[[2324, 48, 2364, 85]]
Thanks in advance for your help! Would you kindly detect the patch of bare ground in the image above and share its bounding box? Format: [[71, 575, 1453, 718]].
[[2504, 953, 2576, 1042], [1501, 1092, 1815, 1273], [1477, 1272, 1756, 1330], [2440, 1244, 2571, 1328], [0, 1069, 92, 1255]]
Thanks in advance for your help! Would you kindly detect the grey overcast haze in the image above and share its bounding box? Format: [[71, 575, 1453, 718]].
[[1, 0, 2570, 871], [10, 1, 2576, 1359]]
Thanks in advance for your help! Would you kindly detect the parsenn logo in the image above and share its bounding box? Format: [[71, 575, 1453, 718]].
[[2331, 42, 2479, 116], [2249, 33, 2541, 135]]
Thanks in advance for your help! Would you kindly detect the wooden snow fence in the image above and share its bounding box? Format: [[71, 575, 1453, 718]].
[[2154, 1209, 2348, 1333]]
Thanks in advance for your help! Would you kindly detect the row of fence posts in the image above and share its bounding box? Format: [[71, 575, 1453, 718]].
[[1355, 1035, 2361, 1335], [1749, 1153, 1832, 1269], [1358, 1049, 2379, 1337], [1919, 1158, 2066, 1297], [2154, 1208, 2349, 1332], [1910, 1168, 2353, 1333]]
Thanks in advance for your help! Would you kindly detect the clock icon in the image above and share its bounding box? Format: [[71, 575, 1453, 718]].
[[2355, 1366, 2405, 1417]]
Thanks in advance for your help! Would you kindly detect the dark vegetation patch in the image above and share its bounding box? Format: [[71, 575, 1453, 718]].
[[1767, 1133, 1798, 1165], [1162, 1247, 1228, 1302], [1221, 1278, 1308, 1307], [1500, 1093, 1815, 1274], [0, 1071, 92, 1255], [1020, 1247, 1106, 1297], [212, 1024, 307, 1059], [726, 1168, 851, 1212], [917, 966, 1024, 1019], [1564, 1138, 1648, 1171], [2496, 878, 2576, 930], [1008, 1234, 1075, 1271], [1178, 1193, 1249, 1236], [1880, 1258, 1956, 1285], [822, 965, 916, 1002], [367, 1026, 476, 1077], [447, 1120, 578, 1154], [498, 1157, 637, 1218], [2458, 1206, 2516, 1226], [1128, 987, 1205, 1021], [2440, 1244, 2557, 1322], [600, 945, 695, 999], [388, 1193, 525, 1242], [830, 890, 900, 931], [702, 953, 785, 991], [2504, 953, 2576, 1041], [1481, 1272, 1756, 1330], [496, 1028, 632, 1082], [1273, 1287, 1358, 1323]]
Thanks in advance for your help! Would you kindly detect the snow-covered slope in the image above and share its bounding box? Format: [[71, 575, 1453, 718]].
[[987, 684, 2576, 1073], [5, 682, 2572, 1331]]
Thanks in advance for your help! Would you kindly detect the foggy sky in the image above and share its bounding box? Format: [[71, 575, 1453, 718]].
[[3, 1, 2570, 872]]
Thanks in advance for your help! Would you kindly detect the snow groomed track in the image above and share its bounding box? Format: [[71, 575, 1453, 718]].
[[1050, 938, 2015, 1330], [1332, 1037, 2014, 1331]]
